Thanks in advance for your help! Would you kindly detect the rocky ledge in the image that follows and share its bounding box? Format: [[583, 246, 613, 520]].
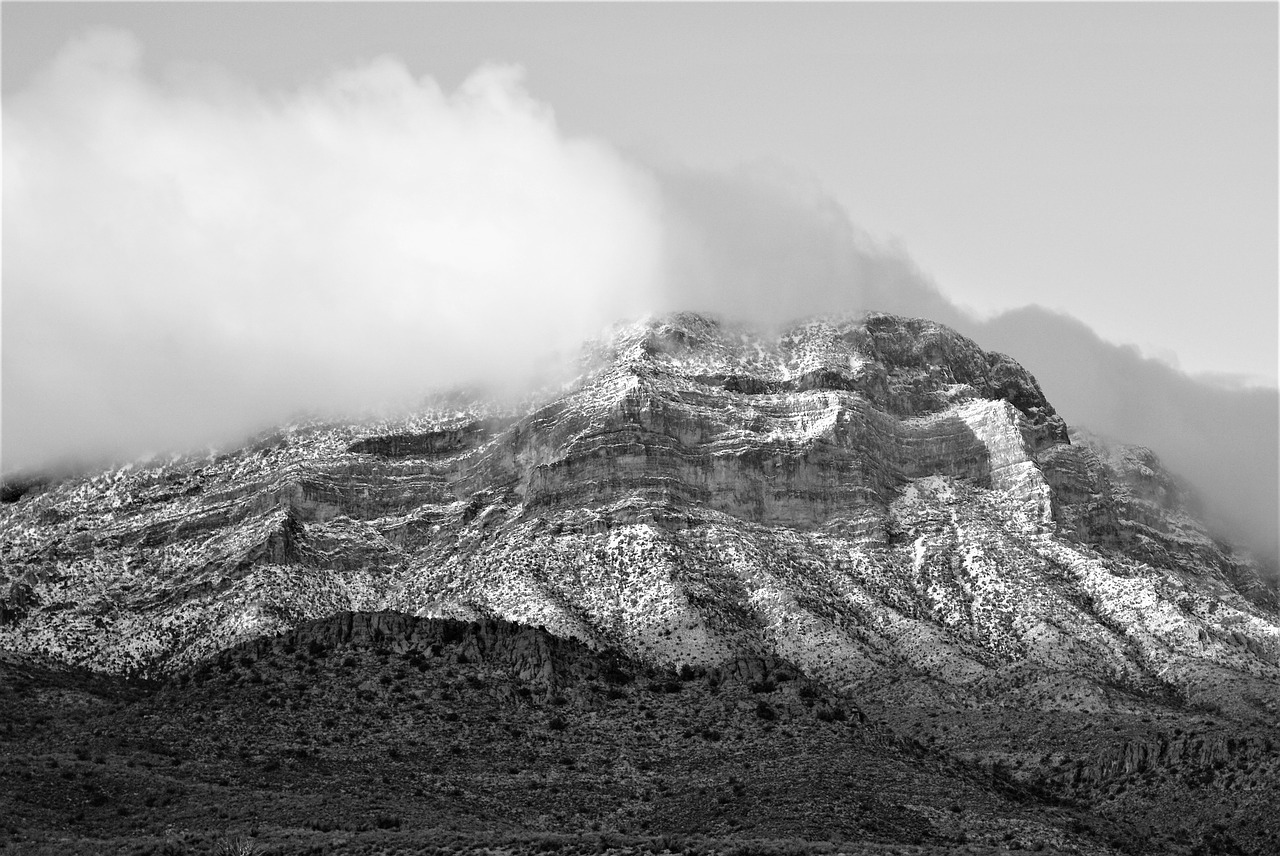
[[0, 312, 1275, 726]]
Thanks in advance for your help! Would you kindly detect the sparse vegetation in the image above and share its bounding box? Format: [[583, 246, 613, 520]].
[[2, 315, 1277, 855]]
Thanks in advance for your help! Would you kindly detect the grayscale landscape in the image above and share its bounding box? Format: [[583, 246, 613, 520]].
[[2, 5, 1276, 856]]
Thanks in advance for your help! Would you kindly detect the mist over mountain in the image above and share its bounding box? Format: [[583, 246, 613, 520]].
[[3, 309, 1278, 854], [3, 30, 662, 472], [4, 28, 1275, 565], [653, 165, 1279, 564], [974, 308, 1279, 564]]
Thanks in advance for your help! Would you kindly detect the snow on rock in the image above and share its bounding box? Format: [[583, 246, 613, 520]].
[[1, 311, 1276, 724]]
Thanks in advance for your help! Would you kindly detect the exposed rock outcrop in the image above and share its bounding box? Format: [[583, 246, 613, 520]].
[[1, 312, 1275, 726]]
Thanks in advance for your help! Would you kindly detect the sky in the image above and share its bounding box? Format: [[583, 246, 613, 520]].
[[2, 3, 1277, 558]]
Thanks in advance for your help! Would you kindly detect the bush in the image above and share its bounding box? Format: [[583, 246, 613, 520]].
[[755, 701, 778, 721], [212, 836, 264, 856], [601, 663, 632, 685]]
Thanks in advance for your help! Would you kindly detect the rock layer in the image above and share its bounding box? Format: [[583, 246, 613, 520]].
[[1, 312, 1275, 726]]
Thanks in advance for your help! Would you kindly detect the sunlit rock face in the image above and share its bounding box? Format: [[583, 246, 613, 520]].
[[1, 312, 1276, 722], [460, 312, 1064, 534]]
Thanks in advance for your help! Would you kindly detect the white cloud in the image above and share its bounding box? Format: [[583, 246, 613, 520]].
[[4, 29, 1274, 566], [3, 29, 665, 468]]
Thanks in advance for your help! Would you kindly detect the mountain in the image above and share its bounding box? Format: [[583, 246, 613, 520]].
[[2, 311, 1278, 855], [2, 612, 1136, 855]]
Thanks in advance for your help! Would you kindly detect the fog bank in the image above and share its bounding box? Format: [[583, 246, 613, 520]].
[[3, 30, 662, 471], [654, 164, 1278, 564], [4, 31, 1275, 564]]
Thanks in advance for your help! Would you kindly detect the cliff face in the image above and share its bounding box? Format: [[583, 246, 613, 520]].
[[0, 312, 1275, 724]]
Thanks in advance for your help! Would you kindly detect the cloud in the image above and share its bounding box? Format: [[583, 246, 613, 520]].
[[973, 307, 1279, 564], [3, 29, 664, 470], [5, 29, 1275, 567], [654, 163, 1278, 565], [652, 162, 963, 329]]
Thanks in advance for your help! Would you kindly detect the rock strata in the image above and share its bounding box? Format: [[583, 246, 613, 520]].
[[1, 312, 1275, 715]]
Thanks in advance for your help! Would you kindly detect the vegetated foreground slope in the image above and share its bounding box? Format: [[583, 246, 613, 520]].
[[2, 613, 1133, 855], [1, 311, 1278, 853]]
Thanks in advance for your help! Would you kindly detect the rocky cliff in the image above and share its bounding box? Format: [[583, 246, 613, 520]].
[[4, 310, 1279, 854], [1, 313, 1274, 715]]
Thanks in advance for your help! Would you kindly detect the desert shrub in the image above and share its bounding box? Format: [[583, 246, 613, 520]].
[[600, 662, 632, 685], [647, 680, 683, 694], [156, 838, 188, 856], [548, 715, 568, 732], [750, 680, 777, 694], [755, 701, 777, 721], [212, 835, 264, 855]]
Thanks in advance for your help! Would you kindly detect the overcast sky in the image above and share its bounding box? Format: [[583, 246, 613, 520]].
[[2, 3, 1277, 557], [7, 2, 1275, 384]]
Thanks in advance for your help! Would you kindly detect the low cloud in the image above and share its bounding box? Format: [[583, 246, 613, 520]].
[[4, 29, 663, 470], [655, 164, 1278, 564], [652, 163, 963, 328], [974, 308, 1278, 564], [5, 30, 1275, 565]]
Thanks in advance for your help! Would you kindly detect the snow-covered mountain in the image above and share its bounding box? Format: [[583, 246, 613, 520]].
[[6, 310, 1280, 854], [3, 312, 1274, 712]]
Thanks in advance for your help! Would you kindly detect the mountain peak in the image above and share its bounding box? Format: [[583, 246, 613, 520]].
[[3, 310, 1272, 682], [4, 309, 1279, 850], [593, 311, 1066, 432]]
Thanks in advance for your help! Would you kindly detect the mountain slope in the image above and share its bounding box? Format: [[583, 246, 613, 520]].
[[0, 613, 1133, 855], [2, 311, 1278, 854], [2, 313, 1273, 700]]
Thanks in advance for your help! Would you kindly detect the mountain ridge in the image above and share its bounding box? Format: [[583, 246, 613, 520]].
[[3, 309, 1278, 854], [2, 312, 1272, 680]]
